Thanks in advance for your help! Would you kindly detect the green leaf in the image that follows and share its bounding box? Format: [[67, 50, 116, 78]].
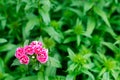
[[102, 42, 119, 54], [43, 27, 63, 43], [67, 48, 76, 61], [54, 76, 66, 80], [84, 2, 94, 14], [94, 7, 111, 27], [66, 74, 75, 80], [18, 76, 37, 80], [23, 14, 39, 38], [38, 0, 51, 25], [102, 72, 110, 80], [97, 52, 107, 63], [0, 58, 4, 73], [68, 7, 82, 17], [0, 38, 7, 44], [83, 63, 94, 70], [26, 17, 38, 29], [98, 68, 106, 77], [11, 59, 21, 66], [45, 66, 56, 77], [64, 29, 73, 35], [4, 74, 14, 80], [83, 70, 95, 80], [111, 70, 119, 80], [39, 10, 50, 25], [84, 17, 95, 38], [0, 15, 6, 30], [40, 0, 51, 12], [76, 35, 81, 46], [4, 47, 17, 63], [74, 19, 84, 35], [1, 19, 6, 29], [16, 0, 21, 13], [38, 72, 44, 80], [63, 36, 76, 44], [47, 57, 62, 68], [24, 40, 29, 46], [67, 63, 78, 73], [0, 43, 16, 52]]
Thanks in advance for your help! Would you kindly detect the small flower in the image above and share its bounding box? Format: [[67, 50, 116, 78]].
[[30, 41, 43, 48], [20, 55, 29, 65], [37, 49, 48, 63], [15, 47, 25, 59], [15, 41, 48, 65], [34, 45, 43, 54], [24, 45, 34, 55]]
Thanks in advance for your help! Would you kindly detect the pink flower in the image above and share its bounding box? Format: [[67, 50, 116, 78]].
[[15, 41, 48, 65], [19, 55, 29, 65], [37, 49, 48, 63], [30, 41, 42, 48], [24, 45, 34, 55], [34, 45, 43, 54], [15, 47, 25, 59]]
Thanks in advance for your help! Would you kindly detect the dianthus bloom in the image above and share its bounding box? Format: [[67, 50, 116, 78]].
[[15, 41, 48, 65], [37, 48, 48, 63], [24, 45, 34, 55], [15, 47, 25, 59], [20, 55, 29, 64]]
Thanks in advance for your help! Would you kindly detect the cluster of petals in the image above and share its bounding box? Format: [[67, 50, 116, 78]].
[[15, 41, 48, 65]]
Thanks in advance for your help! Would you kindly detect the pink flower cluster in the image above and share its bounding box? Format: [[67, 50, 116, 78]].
[[15, 41, 48, 65]]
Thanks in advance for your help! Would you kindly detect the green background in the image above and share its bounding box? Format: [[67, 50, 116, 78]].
[[0, 0, 120, 80]]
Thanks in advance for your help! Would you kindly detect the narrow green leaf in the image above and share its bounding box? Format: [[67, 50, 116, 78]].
[[68, 8, 82, 17], [0, 58, 4, 73], [24, 14, 39, 38], [83, 70, 95, 80], [39, 10, 50, 25], [67, 63, 78, 72], [102, 72, 110, 80], [111, 70, 119, 80], [105, 26, 117, 37], [54, 76, 66, 80], [77, 35, 81, 46], [5, 47, 17, 63], [24, 40, 29, 46], [98, 68, 106, 77], [45, 66, 56, 77], [97, 52, 107, 63], [66, 74, 75, 80], [40, 0, 51, 12], [84, 2, 94, 14], [19, 76, 37, 80], [64, 29, 73, 35], [1, 19, 6, 29], [102, 42, 119, 54], [38, 72, 44, 80], [43, 27, 63, 43], [16, 1, 21, 12], [94, 7, 111, 27], [84, 17, 95, 37], [11, 59, 21, 66], [74, 19, 84, 35], [67, 48, 76, 61], [47, 57, 61, 68], [63, 37, 76, 44], [38, 0, 51, 25], [4, 75, 14, 80], [0, 38, 7, 44], [0, 43, 16, 52], [0, 15, 6, 29]]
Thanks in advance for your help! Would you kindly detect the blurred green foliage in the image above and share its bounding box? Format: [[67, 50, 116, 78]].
[[0, 0, 120, 80]]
